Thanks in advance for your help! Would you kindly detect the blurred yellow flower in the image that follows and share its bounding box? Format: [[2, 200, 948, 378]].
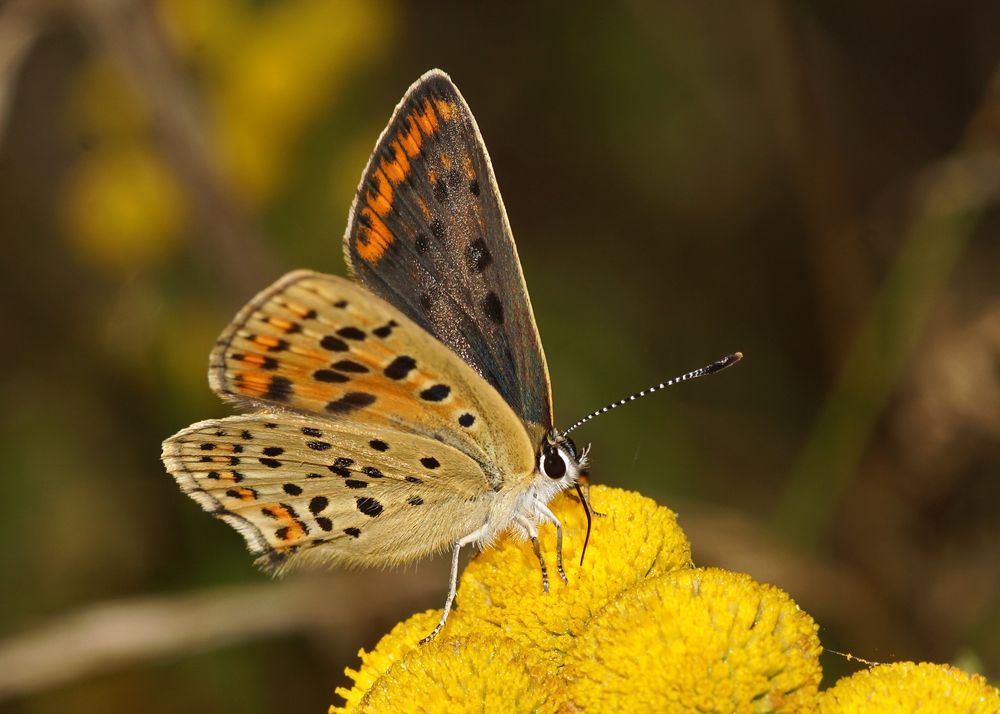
[[818, 661, 1000, 713], [159, 0, 396, 204], [62, 143, 186, 272], [332, 486, 823, 713], [63, 0, 396, 272]]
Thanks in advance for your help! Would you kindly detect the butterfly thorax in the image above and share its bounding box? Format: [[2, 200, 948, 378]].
[[480, 430, 584, 544]]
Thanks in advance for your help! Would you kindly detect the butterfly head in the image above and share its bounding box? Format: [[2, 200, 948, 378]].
[[538, 431, 588, 486]]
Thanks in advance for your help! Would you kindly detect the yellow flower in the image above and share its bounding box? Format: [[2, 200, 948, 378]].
[[338, 626, 569, 714], [564, 568, 822, 712], [818, 661, 1000, 713], [332, 486, 824, 713], [456, 485, 692, 659]]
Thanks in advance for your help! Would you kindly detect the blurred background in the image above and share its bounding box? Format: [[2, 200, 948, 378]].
[[2, 0, 999, 710]]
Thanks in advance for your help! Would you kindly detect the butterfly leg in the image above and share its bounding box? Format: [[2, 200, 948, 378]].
[[421, 523, 491, 645], [536, 502, 569, 585], [516, 515, 550, 592], [530, 535, 551, 593]]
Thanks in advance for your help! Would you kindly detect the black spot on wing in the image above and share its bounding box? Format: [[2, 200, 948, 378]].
[[482, 292, 504, 325], [332, 360, 369, 374], [420, 384, 450, 402], [467, 238, 493, 273], [320, 335, 349, 352], [326, 392, 376, 414], [314, 369, 350, 383], [264, 376, 294, 401], [337, 326, 366, 341], [384, 355, 416, 380], [356, 496, 383, 517], [328, 457, 354, 477], [372, 320, 398, 338]]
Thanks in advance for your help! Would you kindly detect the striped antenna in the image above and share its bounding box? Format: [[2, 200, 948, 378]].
[[562, 352, 743, 436]]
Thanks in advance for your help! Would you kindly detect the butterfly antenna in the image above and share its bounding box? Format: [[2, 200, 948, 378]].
[[562, 352, 743, 436], [574, 482, 593, 566]]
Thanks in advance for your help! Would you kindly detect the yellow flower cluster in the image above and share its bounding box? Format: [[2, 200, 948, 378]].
[[332, 486, 825, 713], [332, 486, 1000, 712], [818, 661, 1000, 713]]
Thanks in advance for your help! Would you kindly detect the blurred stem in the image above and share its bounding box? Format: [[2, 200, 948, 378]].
[[0, 571, 440, 701], [69, 0, 274, 297], [0, 0, 47, 142], [772, 149, 1000, 548]]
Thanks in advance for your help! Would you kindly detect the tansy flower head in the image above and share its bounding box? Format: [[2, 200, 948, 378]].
[[564, 567, 822, 712], [818, 661, 1000, 713], [333, 486, 824, 713], [456, 485, 693, 658]]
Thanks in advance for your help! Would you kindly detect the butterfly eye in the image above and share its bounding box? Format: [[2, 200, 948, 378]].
[[541, 446, 566, 479]]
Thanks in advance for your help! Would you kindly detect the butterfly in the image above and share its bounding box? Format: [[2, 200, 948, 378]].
[[162, 69, 741, 643]]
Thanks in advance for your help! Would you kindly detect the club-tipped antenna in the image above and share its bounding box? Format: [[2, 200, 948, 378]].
[[562, 352, 743, 436]]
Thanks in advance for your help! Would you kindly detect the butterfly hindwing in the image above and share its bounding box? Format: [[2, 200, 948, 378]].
[[343, 69, 553, 432], [209, 269, 536, 484], [162, 415, 500, 570]]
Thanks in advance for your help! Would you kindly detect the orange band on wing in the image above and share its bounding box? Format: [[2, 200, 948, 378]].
[[381, 140, 410, 184], [354, 93, 456, 266], [355, 207, 394, 263], [398, 116, 422, 158], [367, 168, 394, 218], [413, 97, 439, 136], [262, 504, 308, 543]]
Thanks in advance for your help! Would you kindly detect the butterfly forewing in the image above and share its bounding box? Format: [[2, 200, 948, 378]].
[[209, 270, 535, 483], [344, 69, 553, 432], [162, 415, 501, 570]]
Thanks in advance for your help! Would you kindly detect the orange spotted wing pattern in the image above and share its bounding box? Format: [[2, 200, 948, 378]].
[[208, 270, 535, 483], [344, 69, 553, 432], [165, 269, 538, 567]]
